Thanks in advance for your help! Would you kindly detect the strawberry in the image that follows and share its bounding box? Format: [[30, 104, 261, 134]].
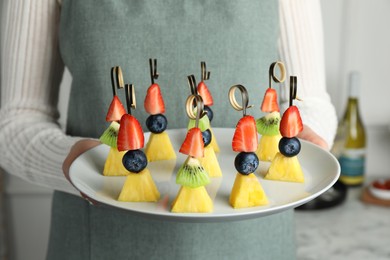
[[144, 83, 165, 115], [261, 88, 279, 112], [279, 106, 303, 138], [179, 127, 204, 158], [105, 95, 126, 122], [197, 81, 214, 106], [232, 115, 258, 152], [373, 179, 390, 190], [117, 114, 144, 151]]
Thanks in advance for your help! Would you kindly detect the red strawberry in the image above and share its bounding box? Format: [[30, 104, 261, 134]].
[[117, 114, 144, 151], [372, 179, 390, 190], [105, 96, 126, 122], [179, 127, 204, 158], [197, 81, 214, 106], [144, 83, 165, 115], [280, 106, 303, 138], [232, 115, 258, 152], [261, 88, 279, 112]]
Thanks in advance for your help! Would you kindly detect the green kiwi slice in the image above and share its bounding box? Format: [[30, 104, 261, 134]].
[[187, 112, 210, 132], [176, 156, 210, 188], [99, 121, 120, 148], [256, 111, 281, 136]]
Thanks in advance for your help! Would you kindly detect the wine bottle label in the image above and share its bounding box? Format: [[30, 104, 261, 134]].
[[338, 148, 365, 177]]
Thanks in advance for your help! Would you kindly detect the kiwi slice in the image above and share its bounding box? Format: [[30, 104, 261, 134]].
[[176, 156, 210, 188], [99, 121, 120, 148], [187, 108, 211, 131], [256, 111, 280, 136]]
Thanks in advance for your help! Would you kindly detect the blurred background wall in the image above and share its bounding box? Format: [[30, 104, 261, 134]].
[[323, 0, 390, 125]]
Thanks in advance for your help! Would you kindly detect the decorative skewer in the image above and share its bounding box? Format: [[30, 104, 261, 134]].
[[228, 84, 253, 116], [265, 75, 305, 183], [289, 76, 298, 107], [228, 84, 268, 208], [149, 58, 159, 85], [201, 61, 211, 81], [144, 58, 176, 162], [117, 82, 160, 202], [196, 62, 219, 153], [268, 61, 286, 90], [172, 93, 213, 213], [124, 84, 136, 115], [186, 94, 205, 129], [111, 66, 125, 96], [256, 61, 286, 162], [100, 66, 129, 176], [187, 75, 222, 178], [187, 74, 197, 95]]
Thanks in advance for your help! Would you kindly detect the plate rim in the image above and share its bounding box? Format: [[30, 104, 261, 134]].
[[69, 127, 340, 222]]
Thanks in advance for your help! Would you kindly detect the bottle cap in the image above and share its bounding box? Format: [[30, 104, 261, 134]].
[[348, 71, 360, 98]]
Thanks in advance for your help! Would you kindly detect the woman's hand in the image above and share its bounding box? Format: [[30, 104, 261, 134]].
[[298, 125, 329, 150], [63, 139, 101, 203]]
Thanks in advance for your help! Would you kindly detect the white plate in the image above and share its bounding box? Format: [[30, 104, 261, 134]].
[[69, 128, 340, 222]]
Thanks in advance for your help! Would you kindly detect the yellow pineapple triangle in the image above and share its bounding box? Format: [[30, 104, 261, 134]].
[[145, 132, 176, 162], [229, 173, 268, 208], [103, 147, 129, 176], [199, 146, 222, 177], [171, 186, 213, 213], [209, 128, 220, 153], [117, 168, 160, 202], [265, 152, 304, 182], [256, 134, 282, 162]]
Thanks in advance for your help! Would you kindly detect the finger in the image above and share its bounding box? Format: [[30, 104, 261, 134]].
[[298, 125, 329, 150]]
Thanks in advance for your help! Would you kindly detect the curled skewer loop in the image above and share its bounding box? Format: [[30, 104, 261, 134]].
[[228, 84, 253, 116], [125, 84, 136, 114], [201, 61, 211, 81], [149, 58, 159, 84], [268, 61, 286, 89], [187, 75, 197, 95], [289, 76, 298, 107], [110, 66, 125, 96], [185, 94, 206, 128]]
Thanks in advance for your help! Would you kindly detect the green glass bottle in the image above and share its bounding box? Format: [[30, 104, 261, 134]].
[[332, 71, 366, 186]]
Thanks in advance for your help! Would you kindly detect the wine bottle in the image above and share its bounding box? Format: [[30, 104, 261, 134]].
[[332, 71, 366, 186]]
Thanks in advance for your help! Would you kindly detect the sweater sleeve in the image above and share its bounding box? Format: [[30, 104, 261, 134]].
[[0, 0, 79, 195], [278, 0, 338, 148]]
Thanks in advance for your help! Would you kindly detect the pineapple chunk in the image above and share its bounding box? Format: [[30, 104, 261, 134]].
[[118, 168, 160, 202], [256, 134, 282, 162], [103, 147, 129, 176], [209, 128, 220, 153], [266, 152, 304, 183], [229, 173, 268, 208], [145, 132, 176, 162], [171, 186, 213, 213], [198, 146, 222, 177]]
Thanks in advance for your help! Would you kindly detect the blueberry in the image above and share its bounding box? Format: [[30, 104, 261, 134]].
[[279, 137, 301, 157], [204, 106, 214, 122], [234, 152, 259, 175], [202, 129, 212, 147], [146, 114, 168, 133], [122, 149, 148, 173]]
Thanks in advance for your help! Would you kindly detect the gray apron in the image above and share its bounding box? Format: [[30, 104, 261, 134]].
[[47, 1, 296, 259]]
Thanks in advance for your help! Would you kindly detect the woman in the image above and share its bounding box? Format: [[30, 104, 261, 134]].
[[0, 0, 336, 259]]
